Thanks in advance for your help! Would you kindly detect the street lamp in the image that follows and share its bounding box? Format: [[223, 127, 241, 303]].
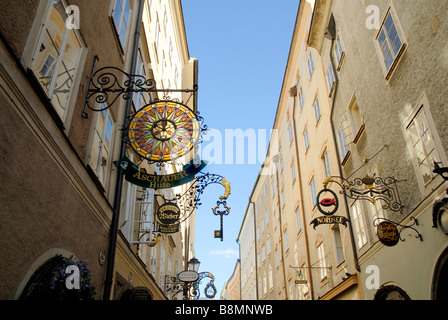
[[188, 258, 200, 273]]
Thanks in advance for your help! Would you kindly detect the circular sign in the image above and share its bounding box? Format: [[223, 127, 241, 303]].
[[157, 202, 181, 225], [128, 101, 201, 162], [178, 271, 199, 283], [316, 188, 339, 216], [377, 221, 400, 246]]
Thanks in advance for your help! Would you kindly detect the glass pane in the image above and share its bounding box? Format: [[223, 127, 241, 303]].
[[420, 156, 432, 184], [391, 35, 402, 57], [384, 52, 394, 71], [384, 13, 394, 33], [113, 0, 123, 27], [407, 122, 420, 145], [378, 30, 386, 47]]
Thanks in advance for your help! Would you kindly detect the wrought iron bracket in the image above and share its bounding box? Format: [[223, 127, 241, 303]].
[[323, 175, 405, 213], [165, 272, 216, 300], [156, 173, 231, 240], [82, 61, 198, 117]]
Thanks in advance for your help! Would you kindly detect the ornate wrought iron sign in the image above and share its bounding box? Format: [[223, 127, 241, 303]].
[[311, 187, 349, 229], [127, 101, 202, 163], [165, 272, 216, 300], [317, 188, 339, 216], [114, 156, 207, 189], [310, 215, 350, 229], [373, 217, 423, 245], [376, 220, 400, 246], [82, 64, 198, 117], [323, 175, 405, 213], [157, 202, 181, 225]]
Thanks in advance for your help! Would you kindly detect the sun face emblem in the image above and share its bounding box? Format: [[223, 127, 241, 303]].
[[128, 101, 200, 162]]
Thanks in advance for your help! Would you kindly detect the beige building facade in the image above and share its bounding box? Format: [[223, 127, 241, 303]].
[[0, 0, 197, 300], [308, 0, 448, 300], [237, 0, 362, 300]]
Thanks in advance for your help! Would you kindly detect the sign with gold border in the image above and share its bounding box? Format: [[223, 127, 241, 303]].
[[128, 101, 201, 162]]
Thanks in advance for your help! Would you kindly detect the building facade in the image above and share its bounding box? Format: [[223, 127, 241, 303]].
[[308, 0, 448, 300], [0, 0, 198, 300], [237, 0, 362, 300]]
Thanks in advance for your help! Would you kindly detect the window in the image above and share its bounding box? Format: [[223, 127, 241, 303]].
[[268, 266, 274, 290], [351, 201, 368, 249], [265, 209, 269, 225], [281, 190, 285, 207], [313, 97, 321, 124], [133, 48, 150, 110], [298, 87, 304, 110], [406, 106, 441, 185], [296, 206, 302, 233], [337, 124, 350, 160], [288, 124, 294, 144], [267, 237, 271, 255], [310, 177, 317, 208], [321, 149, 332, 178], [348, 96, 365, 143], [303, 128, 310, 152], [30, 0, 84, 123], [112, 0, 131, 51], [326, 63, 336, 97], [262, 245, 266, 262], [307, 51, 315, 79], [291, 162, 296, 183], [317, 242, 327, 280], [284, 229, 289, 252], [334, 33, 345, 70], [332, 225, 345, 265], [376, 7, 406, 78], [88, 108, 115, 186]]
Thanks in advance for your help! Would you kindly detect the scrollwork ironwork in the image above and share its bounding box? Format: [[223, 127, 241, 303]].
[[323, 175, 405, 213], [82, 64, 198, 116]]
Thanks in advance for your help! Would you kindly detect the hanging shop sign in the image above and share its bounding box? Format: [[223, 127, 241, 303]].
[[128, 101, 201, 162], [157, 202, 181, 225], [178, 271, 199, 283], [376, 221, 400, 247], [316, 188, 339, 216], [114, 156, 207, 189], [158, 223, 180, 234], [310, 216, 350, 229]]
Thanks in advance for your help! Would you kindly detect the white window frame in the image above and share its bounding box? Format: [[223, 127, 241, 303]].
[[310, 177, 317, 208], [27, 0, 85, 129], [374, 3, 407, 80], [326, 62, 336, 97], [321, 148, 332, 178], [334, 31, 346, 71], [313, 96, 321, 124], [351, 201, 368, 249], [87, 107, 116, 187], [317, 242, 327, 280], [402, 93, 446, 195], [111, 0, 132, 53], [307, 51, 315, 80], [303, 127, 310, 152]]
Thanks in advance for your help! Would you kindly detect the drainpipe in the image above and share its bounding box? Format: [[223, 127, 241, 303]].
[[290, 88, 314, 300], [103, 0, 145, 300], [327, 20, 361, 274], [273, 157, 289, 300]]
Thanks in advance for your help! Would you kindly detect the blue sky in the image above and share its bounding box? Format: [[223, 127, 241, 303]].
[[181, 0, 300, 298]]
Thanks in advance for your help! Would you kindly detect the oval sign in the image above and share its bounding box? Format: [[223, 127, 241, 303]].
[[316, 188, 339, 216], [377, 221, 400, 247], [157, 202, 181, 225], [178, 271, 199, 283]]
